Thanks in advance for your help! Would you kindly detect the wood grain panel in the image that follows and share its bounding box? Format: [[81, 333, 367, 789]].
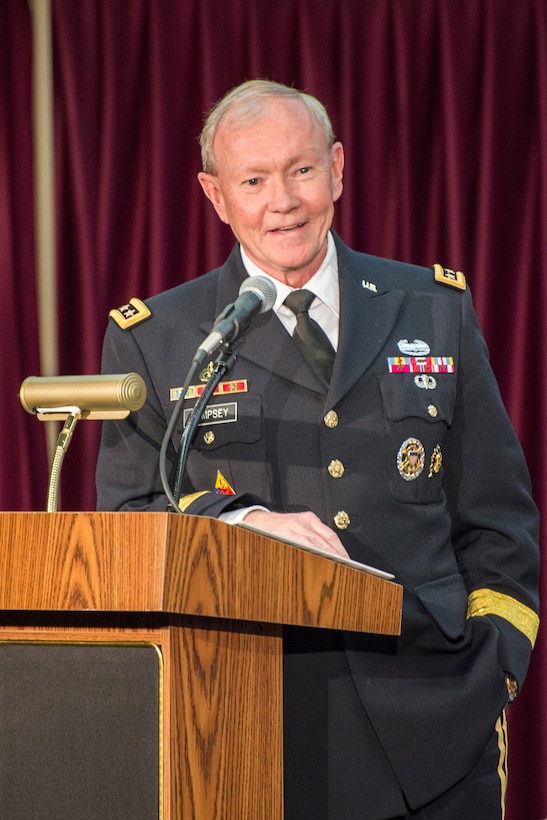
[[0, 512, 402, 635], [0, 512, 402, 818], [167, 621, 283, 819]]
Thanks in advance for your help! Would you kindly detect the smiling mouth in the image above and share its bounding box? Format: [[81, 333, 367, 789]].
[[271, 223, 305, 233]]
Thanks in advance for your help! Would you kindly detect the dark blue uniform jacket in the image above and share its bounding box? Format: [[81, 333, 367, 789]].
[[96, 234, 540, 810]]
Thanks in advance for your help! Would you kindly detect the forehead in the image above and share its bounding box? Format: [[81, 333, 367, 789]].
[[214, 98, 329, 168]]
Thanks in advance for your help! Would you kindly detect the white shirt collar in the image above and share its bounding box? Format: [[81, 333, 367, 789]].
[[239, 231, 340, 317]]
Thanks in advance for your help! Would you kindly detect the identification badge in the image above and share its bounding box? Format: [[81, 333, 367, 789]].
[[183, 401, 238, 427], [397, 438, 425, 481]]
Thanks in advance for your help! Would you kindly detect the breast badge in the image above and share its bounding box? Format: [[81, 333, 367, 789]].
[[414, 374, 437, 390], [397, 438, 425, 481], [428, 444, 443, 478], [397, 339, 430, 356]]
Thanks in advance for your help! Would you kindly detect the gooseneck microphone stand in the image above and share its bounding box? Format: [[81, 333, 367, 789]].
[[159, 338, 243, 514]]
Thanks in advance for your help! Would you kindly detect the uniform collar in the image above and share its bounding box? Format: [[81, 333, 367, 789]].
[[239, 232, 340, 319]]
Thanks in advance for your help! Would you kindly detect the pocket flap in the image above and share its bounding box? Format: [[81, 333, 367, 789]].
[[379, 374, 456, 424]]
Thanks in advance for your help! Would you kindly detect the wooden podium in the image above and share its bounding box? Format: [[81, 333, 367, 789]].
[[0, 512, 402, 819]]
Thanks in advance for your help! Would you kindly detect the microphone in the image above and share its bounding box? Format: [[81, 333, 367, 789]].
[[195, 276, 277, 361], [19, 373, 147, 420]]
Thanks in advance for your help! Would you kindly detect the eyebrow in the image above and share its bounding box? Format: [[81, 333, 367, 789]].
[[239, 150, 321, 176]]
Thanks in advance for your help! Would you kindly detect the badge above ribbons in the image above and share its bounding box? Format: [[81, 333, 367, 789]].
[[397, 339, 430, 356]]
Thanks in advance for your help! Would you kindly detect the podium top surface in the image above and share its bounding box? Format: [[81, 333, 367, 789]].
[[0, 512, 402, 636]]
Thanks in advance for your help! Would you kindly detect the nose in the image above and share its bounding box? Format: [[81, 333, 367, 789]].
[[268, 176, 298, 212]]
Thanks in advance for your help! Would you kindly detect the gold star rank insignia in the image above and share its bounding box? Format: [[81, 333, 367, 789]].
[[109, 298, 151, 330], [433, 263, 467, 291]]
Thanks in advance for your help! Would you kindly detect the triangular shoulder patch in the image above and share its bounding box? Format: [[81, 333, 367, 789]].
[[109, 297, 152, 330], [432, 263, 467, 291]]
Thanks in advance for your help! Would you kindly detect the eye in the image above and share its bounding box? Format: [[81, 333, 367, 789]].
[[245, 178, 260, 186], [297, 167, 311, 175]]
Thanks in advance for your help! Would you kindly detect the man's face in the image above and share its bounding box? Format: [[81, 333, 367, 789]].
[[198, 98, 344, 286]]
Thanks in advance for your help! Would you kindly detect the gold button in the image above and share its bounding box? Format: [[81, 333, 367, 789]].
[[427, 404, 438, 418], [328, 459, 345, 479], [203, 430, 215, 445], [324, 410, 339, 428], [334, 511, 350, 530]]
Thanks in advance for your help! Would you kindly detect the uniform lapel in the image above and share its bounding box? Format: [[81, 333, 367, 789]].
[[327, 239, 405, 406], [243, 313, 324, 391], [198, 239, 406, 400], [199, 245, 323, 393]]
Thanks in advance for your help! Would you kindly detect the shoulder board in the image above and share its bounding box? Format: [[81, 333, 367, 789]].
[[432, 263, 466, 291], [109, 297, 151, 330]]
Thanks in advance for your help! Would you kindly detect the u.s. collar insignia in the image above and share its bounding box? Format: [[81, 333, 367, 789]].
[[433, 263, 467, 291], [397, 339, 430, 356], [362, 280, 378, 293], [397, 438, 425, 481], [109, 298, 151, 330]]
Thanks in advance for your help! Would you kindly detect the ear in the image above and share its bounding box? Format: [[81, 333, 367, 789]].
[[197, 172, 229, 224], [331, 142, 344, 203]]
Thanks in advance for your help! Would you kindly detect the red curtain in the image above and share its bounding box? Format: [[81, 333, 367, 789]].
[[3, 0, 547, 814], [1, 1, 49, 510]]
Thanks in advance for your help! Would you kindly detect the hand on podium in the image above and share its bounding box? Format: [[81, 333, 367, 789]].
[[243, 509, 350, 559]]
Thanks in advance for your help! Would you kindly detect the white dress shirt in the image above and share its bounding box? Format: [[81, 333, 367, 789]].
[[222, 232, 340, 525], [240, 231, 340, 350]]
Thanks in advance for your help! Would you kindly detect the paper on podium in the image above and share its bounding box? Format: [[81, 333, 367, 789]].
[[238, 521, 395, 580]]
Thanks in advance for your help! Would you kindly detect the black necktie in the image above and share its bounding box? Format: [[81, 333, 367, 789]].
[[283, 289, 335, 387]]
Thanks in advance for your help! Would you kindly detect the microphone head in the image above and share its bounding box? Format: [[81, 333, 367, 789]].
[[238, 276, 277, 313]]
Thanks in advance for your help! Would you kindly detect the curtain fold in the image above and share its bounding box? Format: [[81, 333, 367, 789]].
[[2, 0, 546, 814], [1, 0, 49, 510]]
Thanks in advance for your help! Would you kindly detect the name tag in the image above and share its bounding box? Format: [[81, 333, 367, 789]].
[[183, 402, 238, 427]]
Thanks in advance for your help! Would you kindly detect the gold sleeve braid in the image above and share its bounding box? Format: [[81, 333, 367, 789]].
[[467, 588, 539, 648], [177, 491, 211, 512]]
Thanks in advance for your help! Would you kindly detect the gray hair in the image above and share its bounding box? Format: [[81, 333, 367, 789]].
[[199, 79, 335, 174]]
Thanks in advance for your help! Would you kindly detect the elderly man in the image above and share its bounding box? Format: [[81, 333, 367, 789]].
[[96, 80, 539, 818]]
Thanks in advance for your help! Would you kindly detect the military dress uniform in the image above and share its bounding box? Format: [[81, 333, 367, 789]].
[[96, 233, 539, 818]]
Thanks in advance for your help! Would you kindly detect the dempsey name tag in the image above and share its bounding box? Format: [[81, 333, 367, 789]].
[[183, 401, 238, 427]]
